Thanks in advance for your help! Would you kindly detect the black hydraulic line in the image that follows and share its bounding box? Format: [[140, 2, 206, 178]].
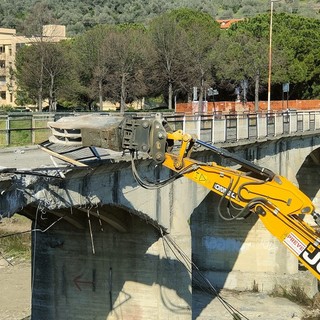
[[217, 178, 269, 221], [130, 153, 183, 189], [195, 140, 275, 181], [130, 152, 199, 190], [161, 234, 250, 320]]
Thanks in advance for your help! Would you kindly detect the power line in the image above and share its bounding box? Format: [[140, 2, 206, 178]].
[[160, 231, 250, 320]]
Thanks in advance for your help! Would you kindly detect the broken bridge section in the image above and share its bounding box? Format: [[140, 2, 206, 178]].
[[0, 145, 175, 230], [0, 145, 204, 319]]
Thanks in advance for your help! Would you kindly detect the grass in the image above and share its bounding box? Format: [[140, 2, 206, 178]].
[[33, 119, 51, 143], [9, 118, 33, 145], [252, 280, 259, 292], [0, 215, 31, 263], [270, 282, 320, 320], [271, 281, 313, 306], [0, 117, 7, 145], [0, 116, 52, 147]]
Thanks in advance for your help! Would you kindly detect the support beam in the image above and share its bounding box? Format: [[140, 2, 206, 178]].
[[48, 209, 86, 230], [77, 207, 128, 233]]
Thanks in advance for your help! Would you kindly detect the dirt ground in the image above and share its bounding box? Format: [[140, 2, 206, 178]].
[[0, 262, 31, 320], [193, 289, 320, 320], [1, 263, 319, 320], [1, 216, 320, 320], [0, 216, 31, 320]]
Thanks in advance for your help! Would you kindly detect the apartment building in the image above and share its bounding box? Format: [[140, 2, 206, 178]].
[[0, 25, 66, 107]]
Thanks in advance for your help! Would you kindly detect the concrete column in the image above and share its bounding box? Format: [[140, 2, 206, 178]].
[[31, 209, 192, 320]]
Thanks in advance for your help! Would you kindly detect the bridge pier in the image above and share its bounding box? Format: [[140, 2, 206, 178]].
[[191, 192, 317, 300], [191, 136, 320, 301], [29, 206, 192, 319]]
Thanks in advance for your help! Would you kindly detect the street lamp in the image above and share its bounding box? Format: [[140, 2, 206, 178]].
[[267, 0, 279, 113]]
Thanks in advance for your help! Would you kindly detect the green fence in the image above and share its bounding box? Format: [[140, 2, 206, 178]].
[[0, 112, 75, 147]]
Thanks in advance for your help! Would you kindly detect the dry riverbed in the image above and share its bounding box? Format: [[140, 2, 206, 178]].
[[1, 215, 320, 320], [0, 216, 31, 320]]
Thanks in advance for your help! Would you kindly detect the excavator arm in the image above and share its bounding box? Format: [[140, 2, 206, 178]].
[[48, 113, 320, 281]]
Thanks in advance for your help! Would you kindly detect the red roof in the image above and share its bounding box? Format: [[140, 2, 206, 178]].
[[216, 19, 244, 29]]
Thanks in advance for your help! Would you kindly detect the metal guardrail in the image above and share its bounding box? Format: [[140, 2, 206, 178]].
[[165, 111, 320, 144], [0, 110, 320, 147], [0, 112, 75, 146]]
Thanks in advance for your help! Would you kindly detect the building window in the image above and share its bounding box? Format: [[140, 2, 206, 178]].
[[0, 91, 6, 100], [8, 45, 12, 56], [0, 46, 4, 54], [0, 60, 5, 68], [0, 76, 5, 86]]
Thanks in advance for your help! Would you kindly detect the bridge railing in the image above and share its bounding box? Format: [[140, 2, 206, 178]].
[[0, 110, 320, 147], [0, 112, 75, 146], [166, 111, 320, 144]]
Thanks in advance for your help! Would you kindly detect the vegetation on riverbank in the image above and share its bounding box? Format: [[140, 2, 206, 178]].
[[0, 215, 31, 263]]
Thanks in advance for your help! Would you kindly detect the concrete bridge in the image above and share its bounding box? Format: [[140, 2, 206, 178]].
[[1, 111, 320, 319]]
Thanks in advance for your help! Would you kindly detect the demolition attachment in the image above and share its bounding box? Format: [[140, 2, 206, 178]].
[[48, 113, 171, 164], [117, 114, 169, 163]]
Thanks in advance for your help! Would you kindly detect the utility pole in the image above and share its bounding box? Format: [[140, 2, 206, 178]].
[[267, 0, 279, 113]]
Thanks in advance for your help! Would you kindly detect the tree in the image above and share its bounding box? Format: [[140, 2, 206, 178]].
[[42, 42, 75, 111], [73, 24, 150, 111], [16, 44, 44, 107], [105, 25, 150, 112], [169, 8, 221, 110], [149, 13, 189, 109], [0, 0, 319, 36], [17, 2, 57, 111], [230, 13, 320, 100], [20, 2, 56, 37], [213, 14, 289, 108], [213, 31, 270, 110], [15, 41, 75, 110], [73, 24, 114, 109], [271, 13, 320, 99]]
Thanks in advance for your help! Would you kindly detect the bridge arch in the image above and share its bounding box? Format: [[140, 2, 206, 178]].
[[297, 147, 320, 213], [20, 202, 193, 319]]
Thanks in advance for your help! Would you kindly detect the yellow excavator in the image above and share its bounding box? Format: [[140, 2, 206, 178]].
[[47, 113, 320, 281]]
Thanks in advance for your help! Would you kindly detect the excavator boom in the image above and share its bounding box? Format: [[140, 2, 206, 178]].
[[47, 113, 320, 281]]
